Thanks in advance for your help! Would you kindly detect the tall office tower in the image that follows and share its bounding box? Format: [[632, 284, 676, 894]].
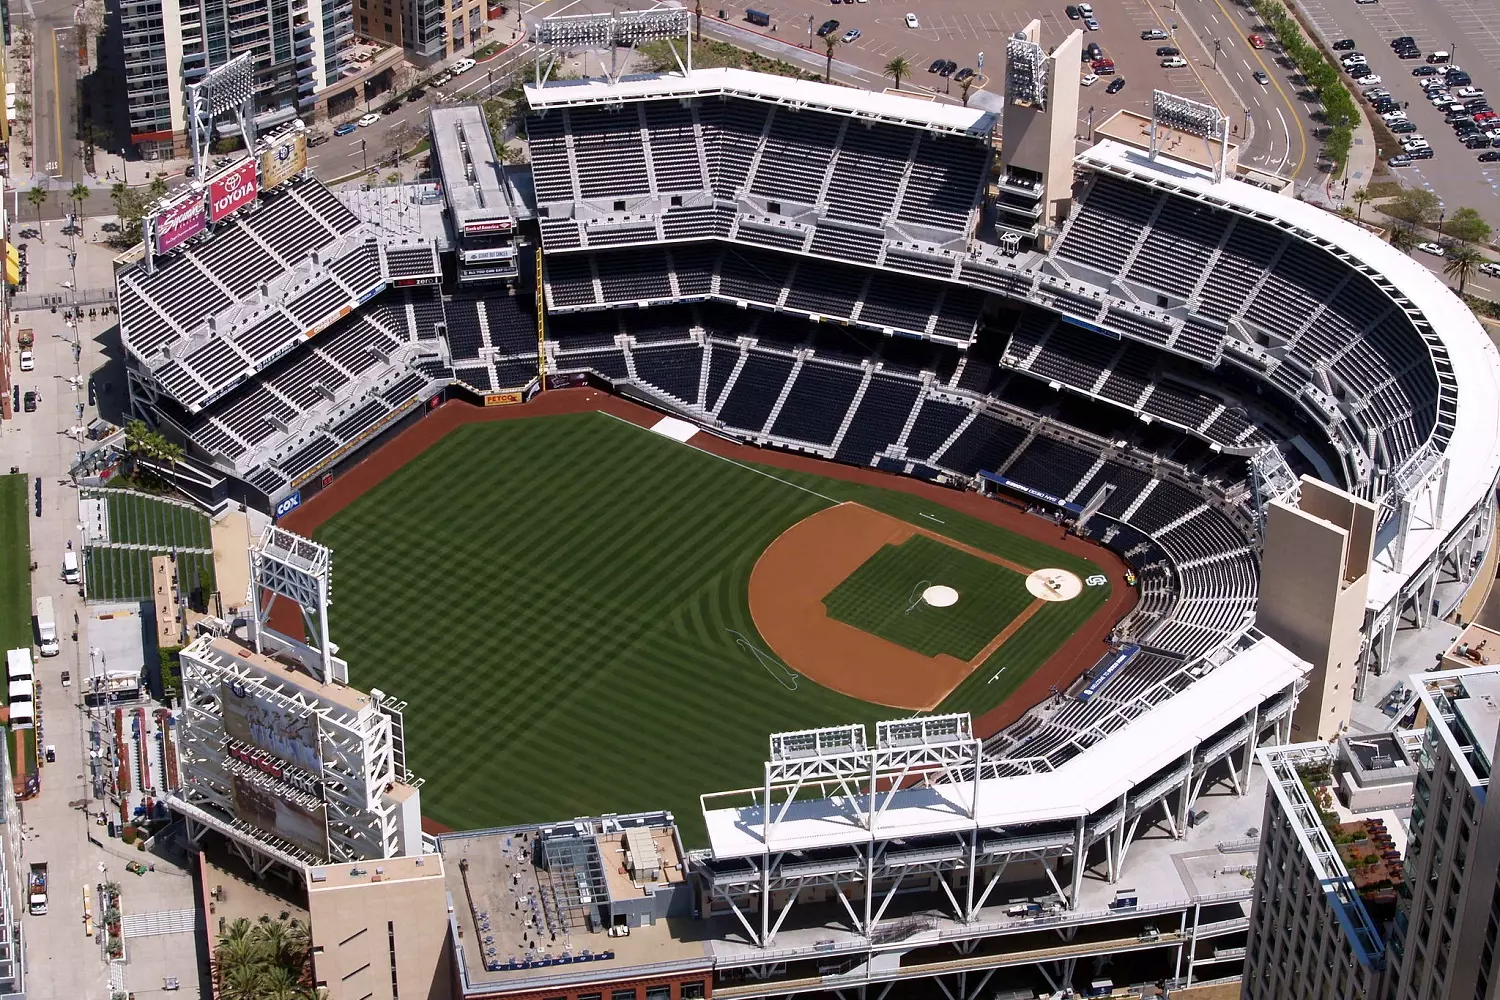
[[118, 0, 353, 159]]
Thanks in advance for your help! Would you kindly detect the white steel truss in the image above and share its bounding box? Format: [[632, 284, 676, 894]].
[[249, 525, 342, 684]]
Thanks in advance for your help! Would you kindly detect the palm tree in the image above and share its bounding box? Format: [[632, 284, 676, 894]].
[[1443, 242, 1485, 294], [69, 182, 90, 219], [25, 186, 47, 236], [1351, 185, 1371, 221], [822, 34, 839, 83], [694, 0, 702, 40], [212, 915, 315, 1000], [959, 75, 975, 107], [885, 56, 912, 91], [1389, 224, 1420, 255]]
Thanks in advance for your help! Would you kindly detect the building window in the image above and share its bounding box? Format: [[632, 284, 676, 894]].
[[646, 989, 670, 1000], [387, 921, 399, 1000], [612, 991, 637, 1000], [578, 994, 602, 1000], [680, 983, 705, 1000]]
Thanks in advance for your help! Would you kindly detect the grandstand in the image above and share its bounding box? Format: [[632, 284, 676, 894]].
[[528, 70, 1500, 707]]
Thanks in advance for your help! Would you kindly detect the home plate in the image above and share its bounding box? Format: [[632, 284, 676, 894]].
[[1026, 569, 1082, 602], [922, 585, 960, 607]]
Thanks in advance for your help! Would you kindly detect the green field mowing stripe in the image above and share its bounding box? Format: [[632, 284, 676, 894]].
[[823, 536, 1030, 660], [0, 475, 31, 653], [315, 413, 1111, 844]]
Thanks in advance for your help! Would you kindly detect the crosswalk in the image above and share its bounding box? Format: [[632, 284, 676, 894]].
[[121, 908, 197, 939]]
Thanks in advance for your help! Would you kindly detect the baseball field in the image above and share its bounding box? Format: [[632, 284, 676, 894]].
[[291, 396, 1126, 844]]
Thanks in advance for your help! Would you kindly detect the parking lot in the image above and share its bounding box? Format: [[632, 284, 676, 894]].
[[1290, 0, 1500, 223]]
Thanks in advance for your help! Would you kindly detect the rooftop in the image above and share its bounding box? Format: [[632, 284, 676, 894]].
[[1453, 672, 1500, 774], [440, 816, 710, 995], [429, 104, 518, 234], [524, 67, 996, 137], [1092, 110, 1240, 174], [307, 854, 444, 892], [200, 634, 373, 715]]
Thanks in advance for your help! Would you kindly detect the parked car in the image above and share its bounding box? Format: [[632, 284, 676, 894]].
[[1141, 28, 1167, 40], [334, 122, 359, 136], [1417, 242, 1445, 256], [1412, 65, 1438, 76], [1388, 153, 1414, 166], [1479, 261, 1500, 277], [955, 67, 975, 82], [1106, 76, 1126, 94], [1161, 56, 1187, 68], [1092, 58, 1116, 74], [451, 57, 476, 73], [939, 60, 957, 77], [22, 392, 35, 412], [904, 12, 918, 27], [1085, 42, 1103, 61], [1465, 136, 1493, 149], [1357, 75, 1382, 87], [357, 113, 380, 127], [840, 27, 861, 42], [1083, 16, 1099, 29], [1389, 121, 1417, 133], [1156, 46, 1179, 56], [1410, 147, 1434, 158], [1332, 38, 1356, 50], [1065, 4, 1081, 18], [928, 57, 945, 72], [818, 19, 839, 36], [1081, 72, 1100, 86]]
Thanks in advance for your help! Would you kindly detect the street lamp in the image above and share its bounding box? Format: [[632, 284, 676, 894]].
[[807, 14, 812, 48], [360, 138, 369, 175], [1213, 39, 1221, 70]]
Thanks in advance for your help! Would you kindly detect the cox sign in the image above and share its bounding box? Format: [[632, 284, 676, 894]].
[[208, 158, 259, 223], [274, 490, 302, 519]]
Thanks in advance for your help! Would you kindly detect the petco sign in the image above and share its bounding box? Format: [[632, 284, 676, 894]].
[[208, 158, 259, 223], [274, 490, 302, 519]]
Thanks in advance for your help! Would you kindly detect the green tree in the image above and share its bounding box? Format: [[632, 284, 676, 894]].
[[885, 56, 912, 91], [211, 915, 315, 1000], [25, 186, 47, 234], [109, 182, 153, 247], [1389, 223, 1421, 255], [69, 182, 90, 219], [1351, 185, 1372, 221], [822, 33, 840, 83], [1324, 126, 1352, 177], [1386, 187, 1441, 225], [1443, 242, 1485, 294], [1445, 207, 1492, 245]]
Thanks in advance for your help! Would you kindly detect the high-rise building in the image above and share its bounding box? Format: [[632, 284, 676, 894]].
[[1244, 660, 1500, 1000], [119, 0, 355, 159], [1387, 665, 1500, 1000]]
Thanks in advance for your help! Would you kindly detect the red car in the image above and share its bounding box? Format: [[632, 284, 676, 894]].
[[1248, 33, 1266, 49], [1092, 58, 1116, 74], [1475, 111, 1499, 123]]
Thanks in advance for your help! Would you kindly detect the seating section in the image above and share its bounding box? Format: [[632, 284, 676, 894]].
[[1001, 437, 1098, 499], [835, 376, 921, 466], [937, 412, 1026, 477], [633, 346, 703, 405], [1054, 174, 1163, 277], [718, 352, 796, 433], [770, 364, 862, 445]]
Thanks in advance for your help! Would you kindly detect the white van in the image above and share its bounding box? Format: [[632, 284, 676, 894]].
[[62, 550, 79, 585]]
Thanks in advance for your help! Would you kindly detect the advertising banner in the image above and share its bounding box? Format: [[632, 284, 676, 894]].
[[221, 679, 323, 773], [259, 131, 308, 192], [231, 774, 329, 858], [484, 391, 525, 407], [207, 158, 259, 223], [153, 195, 207, 255], [463, 218, 513, 235]]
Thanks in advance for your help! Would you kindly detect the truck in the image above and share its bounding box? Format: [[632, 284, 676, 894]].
[[34, 596, 58, 657], [27, 863, 47, 915]]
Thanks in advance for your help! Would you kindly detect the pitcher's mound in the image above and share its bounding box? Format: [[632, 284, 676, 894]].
[[1026, 568, 1082, 602], [922, 585, 959, 607]]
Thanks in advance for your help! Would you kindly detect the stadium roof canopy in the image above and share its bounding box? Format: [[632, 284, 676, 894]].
[[524, 67, 998, 138], [1076, 138, 1500, 611], [702, 633, 1306, 858]]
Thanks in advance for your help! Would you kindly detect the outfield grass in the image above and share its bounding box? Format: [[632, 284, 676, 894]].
[[316, 413, 1108, 843], [823, 536, 1031, 660], [0, 475, 31, 654]]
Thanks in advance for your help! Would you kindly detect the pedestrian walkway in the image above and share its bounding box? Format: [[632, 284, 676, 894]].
[[122, 908, 196, 939]]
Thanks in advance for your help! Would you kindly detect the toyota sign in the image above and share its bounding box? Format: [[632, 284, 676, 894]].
[[208, 158, 259, 223]]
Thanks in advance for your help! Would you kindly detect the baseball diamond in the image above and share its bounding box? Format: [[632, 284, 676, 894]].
[[280, 392, 1125, 843]]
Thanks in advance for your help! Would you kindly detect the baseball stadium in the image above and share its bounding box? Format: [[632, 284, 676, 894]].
[[112, 10, 1500, 999]]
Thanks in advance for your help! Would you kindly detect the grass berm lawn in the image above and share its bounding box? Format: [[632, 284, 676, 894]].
[[316, 413, 1109, 844], [0, 474, 31, 653]]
